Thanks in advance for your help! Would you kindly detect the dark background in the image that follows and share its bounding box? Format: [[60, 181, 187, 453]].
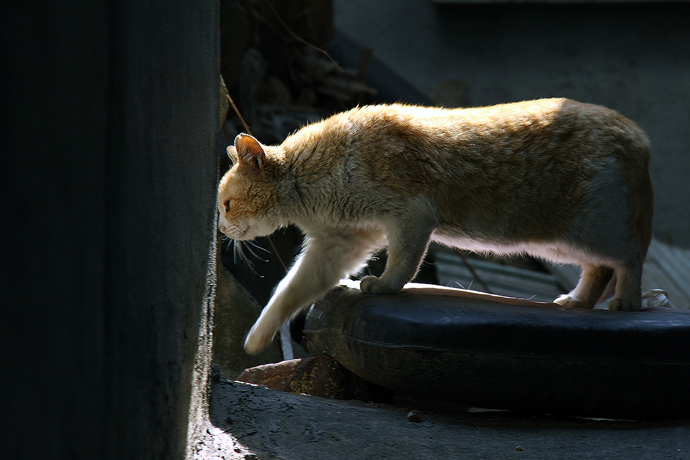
[[1, 1, 219, 458]]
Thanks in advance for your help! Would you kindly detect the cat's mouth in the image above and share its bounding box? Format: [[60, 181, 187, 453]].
[[228, 228, 248, 240], [222, 220, 279, 241], [219, 222, 248, 240]]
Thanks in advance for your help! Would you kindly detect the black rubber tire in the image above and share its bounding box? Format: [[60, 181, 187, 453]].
[[304, 283, 690, 419]]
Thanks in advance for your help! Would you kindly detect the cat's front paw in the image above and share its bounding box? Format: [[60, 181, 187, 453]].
[[554, 294, 592, 309], [360, 275, 398, 295], [244, 319, 278, 355]]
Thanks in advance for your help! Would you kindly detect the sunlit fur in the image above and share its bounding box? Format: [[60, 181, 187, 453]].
[[217, 98, 653, 354]]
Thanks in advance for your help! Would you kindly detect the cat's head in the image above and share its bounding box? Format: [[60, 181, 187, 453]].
[[217, 134, 287, 241]]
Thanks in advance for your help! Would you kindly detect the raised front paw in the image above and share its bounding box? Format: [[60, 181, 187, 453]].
[[359, 275, 398, 295], [243, 319, 279, 355]]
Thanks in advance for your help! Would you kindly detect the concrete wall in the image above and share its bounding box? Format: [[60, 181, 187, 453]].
[[1, 1, 219, 458]]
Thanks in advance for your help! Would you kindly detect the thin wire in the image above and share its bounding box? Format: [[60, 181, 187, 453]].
[[226, 94, 251, 134], [266, 232, 288, 273], [265, 0, 345, 74]]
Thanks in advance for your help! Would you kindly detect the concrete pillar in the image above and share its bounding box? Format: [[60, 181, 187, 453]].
[[1, 1, 219, 458]]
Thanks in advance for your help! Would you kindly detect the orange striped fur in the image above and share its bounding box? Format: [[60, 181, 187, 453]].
[[218, 98, 653, 354]]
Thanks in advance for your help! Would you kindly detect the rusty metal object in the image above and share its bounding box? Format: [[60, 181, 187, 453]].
[[236, 355, 394, 403]]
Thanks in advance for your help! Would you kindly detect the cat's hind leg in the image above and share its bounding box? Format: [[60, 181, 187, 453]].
[[244, 231, 383, 354], [608, 260, 643, 311], [554, 264, 614, 309]]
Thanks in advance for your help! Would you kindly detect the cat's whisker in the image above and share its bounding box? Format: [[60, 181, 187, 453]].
[[233, 240, 248, 265], [242, 242, 270, 262], [231, 240, 263, 277], [229, 239, 247, 266], [243, 246, 269, 264], [449, 281, 466, 289], [232, 240, 241, 265], [245, 240, 272, 255], [218, 233, 231, 247]]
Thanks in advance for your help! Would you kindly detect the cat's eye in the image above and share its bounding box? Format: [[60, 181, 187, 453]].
[[223, 200, 231, 213]]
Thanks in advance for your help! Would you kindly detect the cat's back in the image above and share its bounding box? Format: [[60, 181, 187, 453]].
[[288, 98, 648, 158], [281, 99, 650, 195], [347, 98, 648, 149]]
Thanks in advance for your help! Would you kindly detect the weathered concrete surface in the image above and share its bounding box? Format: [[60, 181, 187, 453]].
[[194, 378, 690, 460]]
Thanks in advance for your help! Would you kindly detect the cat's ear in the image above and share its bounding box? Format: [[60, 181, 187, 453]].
[[226, 145, 239, 165], [234, 133, 265, 172]]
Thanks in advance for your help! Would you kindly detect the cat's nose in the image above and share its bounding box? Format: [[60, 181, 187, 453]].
[[219, 224, 227, 234]]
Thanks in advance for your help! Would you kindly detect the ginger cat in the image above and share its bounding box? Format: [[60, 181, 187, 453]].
[[217, 98, 653, 355]]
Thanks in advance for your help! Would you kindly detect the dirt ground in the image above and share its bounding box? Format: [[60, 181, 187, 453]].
[[192, 376, 690, 460]]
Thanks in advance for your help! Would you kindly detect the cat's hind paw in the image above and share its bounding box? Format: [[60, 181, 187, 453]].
[[360, 275, 398, 295], [608, 298, 641, 311]]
